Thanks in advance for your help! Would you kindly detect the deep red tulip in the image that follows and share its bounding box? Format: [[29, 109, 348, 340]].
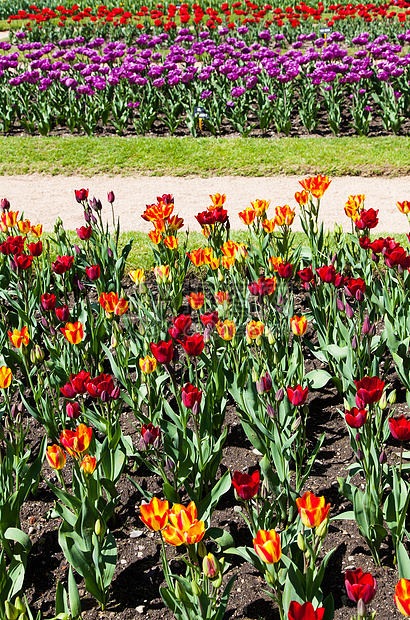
[[141, 423, 161, 448], [27, 240, 43, 256], [0, 235, 25, 256], [60, 382, 76, 399], [354, 376, 385, 407], [248, 276, 276, 296], [298, 266, 314, 282], [15, 254, 33, 270], [277, 261, 293, 279], [66, 401, 80, 420], [384, 246, 409, 269], [232, 470, 259, 500], [150, 340, 173, 365], [389, 416, 410, 442], [213, 206, 228, 223], [345, 407, 367, 429], [178, 333, 204, 357], [287, 385, 308, 406], [171, 314, 192, 336], [359, 236, 371, 250], [344, 278, 366, 300], [196, 211, 216, 227], [181, 383, 202, 409], [75, 188, 89, 203], [70, 370, 91, 395], [55, 305, 70, 322], [76, 225, 92, 240], [288, 601, 325, 620], [41, 293, 57, 311], [345, 568, 377, 604], [355, 208, 379, 230], [200, 311, 219, 327], [52, 255, 74, 275], [86, 374, 116, 399], [86, 264, 100, 281], [316, 265, 336, 284]]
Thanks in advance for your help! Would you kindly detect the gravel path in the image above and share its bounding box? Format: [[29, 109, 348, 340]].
[[3, 173, 410, 234]]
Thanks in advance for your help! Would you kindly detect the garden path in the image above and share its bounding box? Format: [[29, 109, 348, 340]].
[[3, 173, 410, 233]]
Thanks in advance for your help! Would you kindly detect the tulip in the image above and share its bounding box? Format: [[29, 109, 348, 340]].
[[99, 292, 128, 316], [345, 407, 367, 429], [164, 236, 178, 250], [69, 371, 90, 394], [299, 174, 331, 199], [355, 208, 379, 230], [8, 326, 29, 348], [287, 385, 308, 406], [248, 276, 276, 296], [52, 255, 74, 275], [139, 355, 157, 374], [296, 491, 330, 528], [316, 265, 336, 284], [389, 416, 410, 442], [80, 455, 96, 475], [238, 207, 257, 226], [55, 305, 70, 322], [294, 189, 309, 205], [202, 553, 220, 580], [27, 240, 43, 257], [66, 401, 80, 420], [1, 210, 18, 228], [41, 293, 57, 311], [354, 376, 385, 407], [253, 529, 281, 564], [140, 423, 161, 449], [345, 568, 377, 604], [277, 261, 293, 279], [61, 321, 84, 345], [86, 265, 100, 280], [290, 315, 307, 336], [140, 497, 169, 531], [246, 320, 264, 340], [16, 254, 33, 270], [275, 204, 295, 226], [232, 470, 259, 500], [162, 501, 205, 546], [86, 374, 116, 399], [129, 268, 145, 283], [150, 340, 173, 365], [187, 248, 205, 267], [216, 319, 236, 341], [0, 366, 12, 389], [395, 578, 410, 616], [201, 311, 219, 328], [187, 292, 205, 310], [76, 226, 92, 240], [60, 423, 92, 458], [171, 314, 192, 336], [75, 188, 89, 202], [46, 444, 66, 470], [31, 224, 43, 237], [181, 383, 202, 409], [288, 601, 325, 620]]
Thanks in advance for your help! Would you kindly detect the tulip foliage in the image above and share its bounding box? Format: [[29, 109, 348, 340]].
[[2, 180, 410, 620]]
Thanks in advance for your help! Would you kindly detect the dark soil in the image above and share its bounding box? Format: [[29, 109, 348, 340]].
[[14, 278, 409, 619]]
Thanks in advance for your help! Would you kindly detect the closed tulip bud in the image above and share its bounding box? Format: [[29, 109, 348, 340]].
[[218, 269, 224, 282], [346, 302, 354, 319], [111, 334, 118, 348], [95, 519, 102, 536], [256, 379, 264, 394], [355, 433, 360, 442], [246, 333, 252, 345], [107, 191, 115, 204], [90, 197, 102, 212], [297, 532, 307, 551], [251, 367, 258, 382], [303, 404, 309, 415], [357, 598, 367, 619], [337, 297, 345, 312], [5, 601, 19, 620], [398, 264, 404, 275], [14, 598, 26, 614], [362, 316, 371, 335], [313, 224, 318, 234], [203, 553, 220, 579], [357, 449, 364, 460], [264, 570, 275, 586], [203, 326, 211, 343], [261, 478, 269, 499], [84, 209, 91, 223], [191, 580, 202, 597], [352, 335, 358, 350], [35, 344, 44, 363], [175, 580, 185, 601], [380, 450, 387, 464], [389, 389, 397, 405], [165, 457, 175, 472], [275, 387, 284, 402], [197, 541, 207, 558], [213, 572, 223, 589], [316, 517, 329, 539], [268, 331, 275, 345], [267, 404, 275, 418], [192, 401, 200, 417], [30, 349, 37, 364], [292, 417, 302, 431], [256, 335, 263, 346], [378, 391, 387, 410], [11, 404, 18, 418], [1, 198, 10, 212]]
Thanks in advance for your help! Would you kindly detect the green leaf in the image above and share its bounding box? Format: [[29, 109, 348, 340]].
[[305, 369, 332, 389], [4, 528, 32, 553], [68, 567, 82, 619]]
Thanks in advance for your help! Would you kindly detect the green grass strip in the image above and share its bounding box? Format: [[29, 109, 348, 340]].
[[1, 135, 410, 177]]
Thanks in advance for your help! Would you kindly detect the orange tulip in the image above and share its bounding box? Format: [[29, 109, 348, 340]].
[[187, 248, 205, 267], [216, 319, 236, 341], [209, 193, 226, 208], [214, 291, 230, 305], [60, 423, 92, 458], [253, 529, 281, 564], [139, 355, 157, 374], [296, 491, 330, 528], [290, 315, 307, 336], [142, 203, 174, 222], [299, 175, 331, 199], [187, 292, 205, 310], [8, 326, 29, 348], [148, 229, 162, 244], [274, 204, 295, 226], [269, 256, 283, 271], [0, 366, 12, 389], [99, 292, 128, 316], [154, 218, 166, 233], [262, 218, 276, 233], [31, 224, 43, 237], [397, 201, 410, 215], [162, 501, 205, 546], [164, 235, 178, 250], [251, 199, 271, 217], [222, 255, 235, 270], [129, 268, 145, 283], [221, 240, 238, 258], [168, 215, 184, 231], [204, 253, 220, 270], [1, 210, 18, 228], [60, 321, 84, 345], [140, 497, 170, 531], [294, 190, 309, 206], [18, 218, 31, 234], [238, 208, 256, 226], [246, 320, 264, 340], [46, 444, 66, 470], [80, 454, 97, 475], [395, 578, 410, 616]]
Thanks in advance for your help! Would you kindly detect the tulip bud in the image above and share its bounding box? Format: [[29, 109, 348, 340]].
[[268, 331, 275, 345], [203, 326, 211, 343], [356, 290, 364, 303], [388, 389, 397, 405], [336, 297, 345, 312], [297, 532, 307, 551], [352, 335, 358, 350], [90, 197, 102, 212], [192, 401, 200, 417], [213, 572, 223, 589], [251, 367, 258, 382], [197, 541, 207, 558], [378, 391, 387, 410], [30, 349, 37, 364], [275, 387, 284, 402], [246, 333, 252, 345], [357, 598, 367, 620], [66, 402, 80, 420], [292, 416, 301, 431], [303, 404, 309, 415], [35, 344, 44, 363], [316, 517, 329, 539], [14, 598, 26, 614], [95, 519, 102, 536], [175, 580, 186, 601], [107, 191, 115, 204], [255, 335, 263, 347], [218, 269, 224, 282], [1, 198, 10, 212], [111, 334, 118, 348], [261, 478, 269, 499], [191, 580, 202, 597], [362, 316, 371, 335], [256, 379, 264, 394], [267, 404, 275, 418], [202, 553, 220, 579], [74, 244, 81, 255], [84, 209, 91, 223], [11, 404, 18, 418], [357, 448, 364, 460], [5, 601, 19, 620], [380, 450, 387, 464], [264, 570, 275, 586], [355, 433, 360, 442], [164, 457, 175, 472], [346, 302, 354, 319]]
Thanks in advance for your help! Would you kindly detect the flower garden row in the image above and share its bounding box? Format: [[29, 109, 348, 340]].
[[2, 178, 410, 619], [1, 27, 410, 136]]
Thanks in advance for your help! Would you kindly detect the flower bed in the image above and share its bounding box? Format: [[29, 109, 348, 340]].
[[2, 181, 410, 619]]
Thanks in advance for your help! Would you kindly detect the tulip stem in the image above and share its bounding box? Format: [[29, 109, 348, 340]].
[[399, 441, 404, 479]]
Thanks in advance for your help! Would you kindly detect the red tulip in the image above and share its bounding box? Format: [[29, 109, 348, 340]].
[[200, 311, 219, 327], [344, 277, 366, 301], [181, 383, 202, 409], [277, 261, 293, 279], [298, 266, 314, 282], [15, 254, 33, 270], [345, 407, 367, 429], [150, 340, 173, 365], [27, 240, 43, 256], [354, 208, 379, 230], [86, 374, 117, 400], [66, 401, 80, 420], [232, 470, 259, 500], [55, 305, 70, 322], [70, 370, 90, 395], [170, 314, 191, 337], [288, 601, 325, 620], [52, 255, 74, 275], [178, 333, 204, 357], [248, 276, 276, 296], [76, 225, 92, 240], [41, 293, 57, 311], [345, 568, 377, 604], [287, 385, 308, 406], [389, 416, 410, 442], [75, 188, 89, 202], [354, 376, 385, 407], [315, 265, 336, 284], [86, 265, 100, 280]]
